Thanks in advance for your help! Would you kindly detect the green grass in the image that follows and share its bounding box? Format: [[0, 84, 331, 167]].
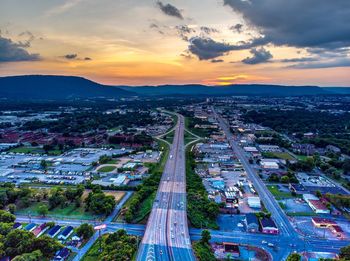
[[122, 139, 169, 223], [186, 142, 219, 229], [105, 159, 118, 164], [279, 202, 287, 209], [267, 185, 295, 200], [184, 130, 197, 145], [262, 152, 295, 160], [82, 235, 104, 261], [295, 155, 310, 161], [185, 117, 208, 138], [98, 166, 116, 172], [163, 130, 175, 144], [133, 191, 156, 223], [16, 202, 102, 220], [9, 146, 62, 155], [286, 212, 317, 217]]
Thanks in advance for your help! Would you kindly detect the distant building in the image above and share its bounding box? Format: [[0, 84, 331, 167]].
[[54, 248, 70, 261], [258, 145, 281, 152], [260, 161, 279, 169], [312, 218, 345, 238], [247, 197, 261, 208], [326, 145, 341, 154], [58, 226, 73, 240], [289, 183, 307, 194], [24, 223, 37, 232], [291, 143, 315, 156], [245, 213, 259, 233], [223, 243, 240, 258], [303, 194, 330, 214], [259, 217, 279, 234], [47, 225, 62, 238]]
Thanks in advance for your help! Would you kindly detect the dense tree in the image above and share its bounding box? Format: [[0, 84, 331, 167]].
[[286, 253, 301, 261], [339, 245, 350, 260], [0, 210, 15, 223], [201, 230, 211, 244], [7, 204, 16, 214], [76, 223, 94, 240], [12, 250, 43, 261], [85, 191, 116, 215], [37, 204, 49, 217]]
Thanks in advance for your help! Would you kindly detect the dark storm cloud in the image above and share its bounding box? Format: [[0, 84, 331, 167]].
[[229, 24, 243, 33], [288, 59, 350, 69], [211, 59, 224, 63], [223, 0, 350, 50], [188, 36, 253, 60], [200, 26, 220, 35], [156, 1, 183, 20], [0, 36, 40, 62], [64, 54, 78, 59], [242, 47, 272, 64], [281, 57, 318, 63]]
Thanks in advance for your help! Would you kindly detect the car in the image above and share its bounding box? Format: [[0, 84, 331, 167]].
[[262, 240, 267, 244], [268, 243, 274, 247]]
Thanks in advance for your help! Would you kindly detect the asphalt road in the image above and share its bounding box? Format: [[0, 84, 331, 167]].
[[213, 108, 296, 238], [137, 114, 195, 261]]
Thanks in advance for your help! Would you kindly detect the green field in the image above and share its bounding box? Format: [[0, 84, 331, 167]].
[[98, 166, 116, 172], [267, 185, 295, 200], [262, 151, 295, 160], [286, 212, 317, 217], [16, 202, 102, 220], [9, 146, 62, 155]]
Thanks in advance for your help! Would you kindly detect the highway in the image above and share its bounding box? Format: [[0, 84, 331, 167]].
[[137, 114, 195, 261]]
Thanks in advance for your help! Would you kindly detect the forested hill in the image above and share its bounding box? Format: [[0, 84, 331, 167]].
[[119, 84, 347, 96], [0, 75, 134, 100]]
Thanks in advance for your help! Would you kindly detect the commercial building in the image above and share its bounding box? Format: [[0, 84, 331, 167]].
[[259, 217, 279, 234], [247, 197, 261, 208], [245, 213, 259, 233]]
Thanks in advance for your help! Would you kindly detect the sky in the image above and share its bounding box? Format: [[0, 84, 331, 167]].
[[0, 0, 349, 86]]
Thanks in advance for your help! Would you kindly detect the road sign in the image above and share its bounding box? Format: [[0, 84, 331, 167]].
[[94, 224, 107, 230]]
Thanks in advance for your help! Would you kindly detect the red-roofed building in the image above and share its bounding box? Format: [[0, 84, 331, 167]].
[[307, 199, 330, 214]]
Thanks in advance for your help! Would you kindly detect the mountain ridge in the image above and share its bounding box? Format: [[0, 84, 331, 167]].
[[1, 75, 349, 100]]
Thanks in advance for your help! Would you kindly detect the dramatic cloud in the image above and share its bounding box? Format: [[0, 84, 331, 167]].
[[288, 58, 350, 69], [0, 36, 40, 62], [18, 31, 35, 48], [242, 47, 272, 64], [64, 54, 78, 59], [281, 57, 318, 63], [156, 1, 183, 20], [224, 0, 350, 50], [188, 36, 251, 60], [62, 54, 91, 61], [176, 25, 195, 41], [200, 26, 220, 35], [229, 24, 243, 33]]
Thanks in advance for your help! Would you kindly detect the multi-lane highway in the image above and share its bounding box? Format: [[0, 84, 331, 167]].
[[137, 114, 195, 261]]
